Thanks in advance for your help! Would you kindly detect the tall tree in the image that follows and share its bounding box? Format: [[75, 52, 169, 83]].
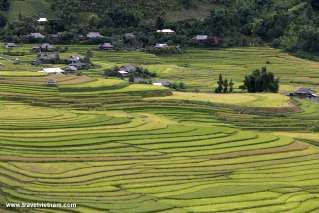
[[215, 74, 224, 93]]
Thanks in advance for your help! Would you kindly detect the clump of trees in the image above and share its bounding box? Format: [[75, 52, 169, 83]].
[[169, 82, 185, 90], [104, 66, 156, 78], [240, 67, 279, 93], [215, 74, 234, 93]]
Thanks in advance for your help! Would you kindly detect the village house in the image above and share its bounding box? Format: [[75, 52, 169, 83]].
[[290, 88, 317, 98], [117, 65, 138, 77], [68, 55, 83, 64], [4, 43, 16, 48], [37, 17, 48, 23], [124, 33, 136, 40], [192, 35, 208, 42], [118, 70, 129, 77], [47, 79, 57, 86], [40, 68, 65, 74], [87, 32, 104, 39], [28, 32, 45, 39], [65, 65, 78, 74], [98, 43, 114, 50], [32, 52, 59, 64], [51, 34, 59, 39], [32, 46, 41, 53], [67, 55, 88, 71], [156, 29, 175, 35], [155, 43, 169, 49], [152, 80, 171, 87]]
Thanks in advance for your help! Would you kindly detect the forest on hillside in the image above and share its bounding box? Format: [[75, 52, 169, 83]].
[[1, 0, 319, 55]]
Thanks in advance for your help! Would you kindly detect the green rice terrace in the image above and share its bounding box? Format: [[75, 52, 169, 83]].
[[1, 45, 319, 212]]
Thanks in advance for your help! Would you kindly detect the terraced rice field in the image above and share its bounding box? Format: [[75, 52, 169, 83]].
[[2, 44, 319, 91], [1, 46, 319, 212], [146, 92, 291, 108], [1, 97, 319, 213]]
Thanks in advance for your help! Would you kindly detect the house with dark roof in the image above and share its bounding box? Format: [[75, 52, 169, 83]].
[[4, 43, 16, 48], [98, 43, 114, 50], [47, 79, 57, 86], [36, 52, 60, 64], [32, 43, 55, 52], [119, 65, 137, 73], [152, 80, 171, 87], [290, 88, 317, 98], [124, 33, 136, 40]]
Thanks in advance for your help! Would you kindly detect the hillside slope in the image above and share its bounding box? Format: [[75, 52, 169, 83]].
[[4, 0, 219, 22], [4, 0, 55, 21]]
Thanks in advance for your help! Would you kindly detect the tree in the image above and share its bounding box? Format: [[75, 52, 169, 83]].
[[223, 79, 229, 93], [179, 82, 185, 89], [156, 17, 165, 29], [181, 0, 193, 9], [215, 74, 224, 93], [128, 74, 135, 83], [242, 67, 279, 93], [0, 14, 7, 28]]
